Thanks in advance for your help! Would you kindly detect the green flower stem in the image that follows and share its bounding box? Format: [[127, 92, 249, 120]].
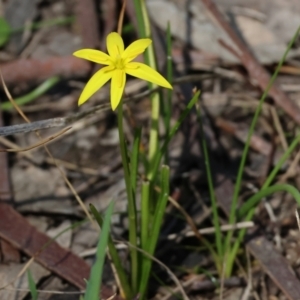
[[224, 26, 300, 268], [133, 0, 160, 177], [1, 77, 60, 111], [117, 102, 139, 293]]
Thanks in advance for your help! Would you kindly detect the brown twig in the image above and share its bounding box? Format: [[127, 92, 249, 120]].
[[200, 0, 300, 124]]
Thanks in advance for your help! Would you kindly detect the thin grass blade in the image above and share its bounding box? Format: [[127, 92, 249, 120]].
[[150, 91, 200, 180], [130, 128, 142, 196], [27, 270, 38, 300], [141, 180, 150, 251], [224, 26, 300, 277], [195, 104, 223, 261], [89, 204, 132, 299], [139, 165, 170, 299], [84, 201, 114, 300], [117, 103, 138, 293]]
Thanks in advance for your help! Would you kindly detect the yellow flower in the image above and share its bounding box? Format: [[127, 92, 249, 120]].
[[73, 32, 172, 110]]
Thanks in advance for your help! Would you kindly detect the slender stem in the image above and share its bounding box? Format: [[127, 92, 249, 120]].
[[134, 0, 160, 176], [117, 102, 139, 293]]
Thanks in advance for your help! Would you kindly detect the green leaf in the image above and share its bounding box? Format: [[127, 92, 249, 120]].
[[27, 270, 38, 300], [90, 203, 132, 299], [84, 201, 114, 300], [0, 18, 11, 47]]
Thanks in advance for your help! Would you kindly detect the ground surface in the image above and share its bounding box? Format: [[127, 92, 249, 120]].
[[1, 0, 300, 299]]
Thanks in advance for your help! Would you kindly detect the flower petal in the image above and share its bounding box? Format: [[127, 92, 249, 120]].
[[110, 70, 126, 110], [125, 62, 172, 89], [78, 66, 113, 106], [106, 32, 124, 58], [122, 38, 152, 63], [73, 49, 112, 65]]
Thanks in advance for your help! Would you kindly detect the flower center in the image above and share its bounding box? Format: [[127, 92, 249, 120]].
[[114, 55, 125, 70]]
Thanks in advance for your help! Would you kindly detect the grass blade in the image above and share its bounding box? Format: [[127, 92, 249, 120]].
[[150, 90, 200, 181], [161, 21, 173, 164], [117, 103, 138, 293], [1, 77, 60, 111], [227, 183, 300, 276], [262, 133, 300, 189], [141, 180, 150, 251], [238, 184, 300, 218], [89, 204, 132, 299], [84, 201, 114, 300], [27, 270, 38, 300], [195, 104, 223, 260], [130, 128, 142, 197], [224, 26, 300, 277], [139, 165, 170, 299]]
